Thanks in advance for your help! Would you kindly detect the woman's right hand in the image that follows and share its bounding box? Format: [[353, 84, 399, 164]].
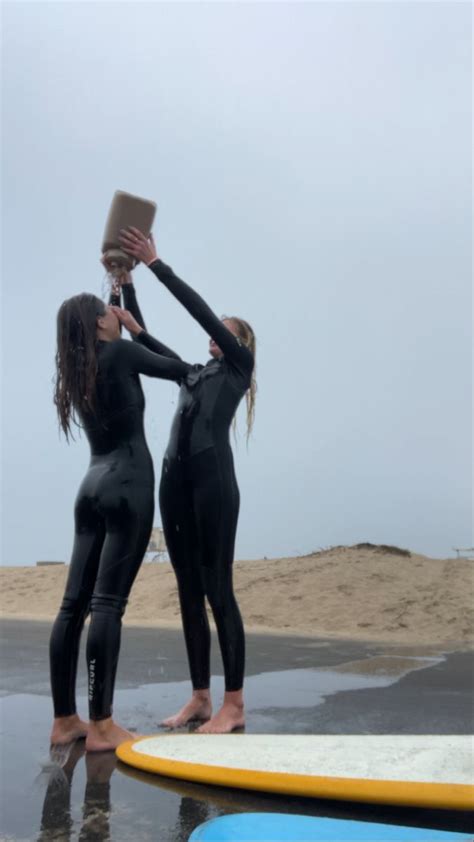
[[119, 228, 158, 266], [110, 306, 143, 337]]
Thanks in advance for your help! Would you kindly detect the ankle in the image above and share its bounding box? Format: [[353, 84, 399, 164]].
[[192, 689, 211, 701], [223, 690, 244, 709], [52, 714, 81, 732], [224, 700, 244, 711], [89, 717, 113, 733], [54, 713, 78, 724]]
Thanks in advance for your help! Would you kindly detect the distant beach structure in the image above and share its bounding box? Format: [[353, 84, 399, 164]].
[[36, 561, 65, 566], [146, 528, 168, 562], [452, 547, 474, 560]]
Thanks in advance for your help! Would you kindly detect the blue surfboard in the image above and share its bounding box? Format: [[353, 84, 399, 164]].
[[188, 813, 472, 841]]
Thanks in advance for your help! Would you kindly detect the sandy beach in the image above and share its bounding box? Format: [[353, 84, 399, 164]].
[[1, 544, 473, 646]]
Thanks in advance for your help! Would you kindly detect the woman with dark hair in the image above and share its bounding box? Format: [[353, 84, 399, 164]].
[[116, 228, 257, 734], [50, 293, 191, 751]]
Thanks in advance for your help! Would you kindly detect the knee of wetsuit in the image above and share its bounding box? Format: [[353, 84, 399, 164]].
[[58, 593, 90, 621], [90, 593, 128, 617], [203, 578, 232, 614]]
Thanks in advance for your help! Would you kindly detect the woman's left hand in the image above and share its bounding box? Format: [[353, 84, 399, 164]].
[[110, 306, 143, 337], [119, 227, 158, 266]]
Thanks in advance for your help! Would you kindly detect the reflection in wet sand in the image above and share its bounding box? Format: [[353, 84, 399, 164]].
[[38, 742, 84, 842], [37, 743, 117, 842]]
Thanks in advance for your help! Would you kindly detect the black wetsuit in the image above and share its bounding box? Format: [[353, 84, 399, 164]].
[[126, 261, 254, 692], [50, 333, 191, 721]]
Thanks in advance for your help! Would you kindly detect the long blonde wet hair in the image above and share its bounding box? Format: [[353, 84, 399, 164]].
[[224, 316, 257, 442]]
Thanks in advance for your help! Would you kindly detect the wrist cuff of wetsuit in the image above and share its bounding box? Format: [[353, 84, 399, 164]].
[[147, 258, 160, 268]]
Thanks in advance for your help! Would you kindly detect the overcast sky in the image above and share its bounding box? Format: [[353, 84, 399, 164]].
[[1, 1, 472, 567]]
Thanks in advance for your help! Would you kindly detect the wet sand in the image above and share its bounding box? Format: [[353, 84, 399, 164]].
[[0, 619, 473, 840]]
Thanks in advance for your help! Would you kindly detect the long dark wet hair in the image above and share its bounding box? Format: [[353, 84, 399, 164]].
[[54, 293, 106, 439]]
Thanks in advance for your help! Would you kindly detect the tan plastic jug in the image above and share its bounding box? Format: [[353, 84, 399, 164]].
[[102, 190, 157, 272]]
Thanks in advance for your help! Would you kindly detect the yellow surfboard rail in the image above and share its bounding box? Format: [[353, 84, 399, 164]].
[[116, 737, 474, 811]]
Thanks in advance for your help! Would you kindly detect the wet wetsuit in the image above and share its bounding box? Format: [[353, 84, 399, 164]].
[[125, 261, 254, 692], [50, 334, 191, 721]]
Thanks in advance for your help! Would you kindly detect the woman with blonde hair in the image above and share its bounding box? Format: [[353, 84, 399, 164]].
[[115, 227, 257, 733]]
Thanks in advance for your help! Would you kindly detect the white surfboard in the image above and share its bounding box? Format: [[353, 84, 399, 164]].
[[116, 734, 474, 811]]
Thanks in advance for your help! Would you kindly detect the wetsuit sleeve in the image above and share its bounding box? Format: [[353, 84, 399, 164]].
[[134, 330, 183, 361], [121, 284, 147, 331], [120, 339, 191, 382], [148, 259, 254, 375], [122, 283, 182, 360]]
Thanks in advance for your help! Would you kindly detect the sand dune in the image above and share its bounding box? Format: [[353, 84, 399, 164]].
[[1, 544, 472, 646]]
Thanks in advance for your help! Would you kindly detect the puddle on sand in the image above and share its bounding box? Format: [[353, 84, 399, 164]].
[[103, 652, 445, 720], [245, 653, 444, 708], [325, 655, 443, 678]]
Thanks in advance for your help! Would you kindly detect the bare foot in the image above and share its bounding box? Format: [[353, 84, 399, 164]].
[[162, 691, 212, 729], [50, 714, 89, 745], [197, 690, 244, 734], [85, 718, 140, 753], [197, 703, 244, 734]]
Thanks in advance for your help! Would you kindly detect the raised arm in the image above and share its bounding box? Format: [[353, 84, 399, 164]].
[[116, 338, 191, 382], [119, 228, 253, 374], [111, 306, 184, 365], [103, 262, 146, 336], [121, 278, 147, 331], [107, 272, 145, 343], [149, 260, 253, 371], [135, 329, 183, 361], [121, 278, 182, 360]]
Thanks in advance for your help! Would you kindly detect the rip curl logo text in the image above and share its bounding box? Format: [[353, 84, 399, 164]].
[[89, 659, 96, 700]]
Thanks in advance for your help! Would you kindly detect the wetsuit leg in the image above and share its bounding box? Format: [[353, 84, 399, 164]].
[[191, 447, 244, 692], [49, 495, 105, 717], [159, 457, 211, 690], [86, 488, 154, 720]]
